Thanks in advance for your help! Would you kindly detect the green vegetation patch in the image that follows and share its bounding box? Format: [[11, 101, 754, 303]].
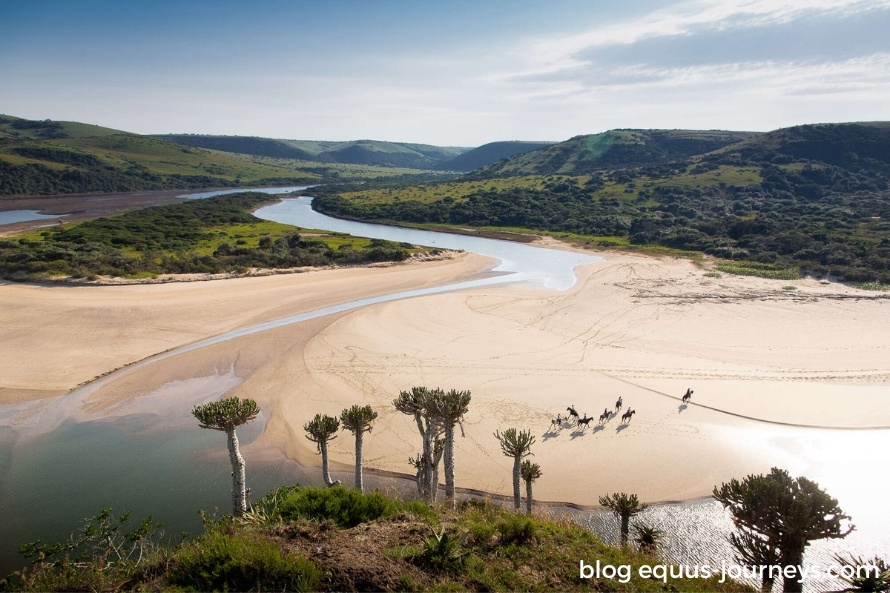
[[0, 192, 414, 281], [276, 485, 435, 528], [716, 261, 802, 280]]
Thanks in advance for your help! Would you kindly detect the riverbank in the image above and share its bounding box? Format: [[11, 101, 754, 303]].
[[4, 241, 888, 506]]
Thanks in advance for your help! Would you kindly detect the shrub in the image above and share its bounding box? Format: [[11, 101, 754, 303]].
[[166, 530, 321, 592], [278, 485, 400, 528]]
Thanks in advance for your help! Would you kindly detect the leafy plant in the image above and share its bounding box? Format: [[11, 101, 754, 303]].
[[416, 524, 468, 573]]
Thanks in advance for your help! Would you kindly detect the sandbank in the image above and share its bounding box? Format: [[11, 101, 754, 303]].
[[3, 243, 889, 505]]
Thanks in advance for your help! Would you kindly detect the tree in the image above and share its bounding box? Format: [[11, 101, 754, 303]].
[[340, 405, 378, 493], [599, 492, 648, 547], [713, 467, 854, 593], [427, 389, 472, 508], [632, 522, 665, 555], [394, 386, 444, 503], [520, 460, 542, 515], [303, 414, 341, 487], [494, 428, 536, 511], [192, 396, 260, 515]]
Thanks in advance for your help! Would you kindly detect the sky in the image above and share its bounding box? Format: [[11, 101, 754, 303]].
[[2, 0, 890, 146]]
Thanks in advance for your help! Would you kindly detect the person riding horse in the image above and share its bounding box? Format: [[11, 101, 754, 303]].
[[682, 388, 693, 404], [615, 396, 623, 411]]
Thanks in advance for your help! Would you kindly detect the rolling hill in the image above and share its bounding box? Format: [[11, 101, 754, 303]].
[[474, 129, 760, 177], [154, 134, 469, 169], [434, 140, 554, 171]]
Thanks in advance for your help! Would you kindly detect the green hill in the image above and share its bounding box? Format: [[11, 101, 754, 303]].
[[0, 116, 319, 195], [436, 141, 555, 171], [313, 122, 890, 285], [476, 129, 759, 176], [154, 134, 469, 169]]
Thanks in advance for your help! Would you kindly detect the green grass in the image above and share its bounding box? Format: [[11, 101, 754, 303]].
[[716, 261, 802, 280]]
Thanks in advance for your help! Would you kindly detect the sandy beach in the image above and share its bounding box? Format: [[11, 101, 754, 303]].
[[2, 244, 889, 505]]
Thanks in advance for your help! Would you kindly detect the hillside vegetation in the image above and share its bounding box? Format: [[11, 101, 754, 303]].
[[313, 122, 890, 284], [1, 486, 750, 592], [0, 193, 415, 281], [0, 116, 318, 195]]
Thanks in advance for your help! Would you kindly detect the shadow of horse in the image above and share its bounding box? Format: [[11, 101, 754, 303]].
[[678, 402, 688, 413], [569, 429, 587, 440], [542, 429, 560, 441], [616, 423, 629, 433], [591, 424, 604, 434]]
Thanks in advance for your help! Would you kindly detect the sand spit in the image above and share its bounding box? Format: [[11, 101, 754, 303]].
[[2, 244, 889, 504]]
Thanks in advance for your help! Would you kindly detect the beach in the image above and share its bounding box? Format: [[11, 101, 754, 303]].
[[2, 244, 889, 505]]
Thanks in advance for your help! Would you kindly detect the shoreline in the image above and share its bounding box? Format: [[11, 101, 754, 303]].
[[3, 237, 890, 506]]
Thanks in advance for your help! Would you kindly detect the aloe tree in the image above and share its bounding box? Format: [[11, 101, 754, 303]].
[[192, 396, 260, 516], [494, 428, 536, 511], [599, 492, 648, 546], [427, 389, 471, 508], [303, 413, 341, 487], [394, 386, 444, 503], [340, 404, 378, 493], [520, 459, 542, 515]]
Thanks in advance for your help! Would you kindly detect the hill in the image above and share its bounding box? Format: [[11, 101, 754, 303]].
[[435, 140, 555, 171], [154, 134, 469, 169], [475, 129, 759, 176], [312, 122, 890, 284], [0, 116, 318, 196]]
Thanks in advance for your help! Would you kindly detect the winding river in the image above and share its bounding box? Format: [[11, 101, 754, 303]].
[[0, 189, 887, 589]]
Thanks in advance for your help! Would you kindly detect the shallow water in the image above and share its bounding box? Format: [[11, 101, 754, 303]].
[[0, 190, 886, 586], [0, 210, 66, 225]]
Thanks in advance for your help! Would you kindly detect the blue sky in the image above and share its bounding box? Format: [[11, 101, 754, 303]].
[[2, 0, 889, 146]]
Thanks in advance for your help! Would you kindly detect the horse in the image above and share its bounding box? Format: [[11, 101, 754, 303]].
[[682, 389, 693, 404], [576, 415, 593, 429], [566, 406, 579, 423], [615, 397, 623, 412], [550, 414, 564, 430], [598, 410, 611, 424], [620, 409, 636, 424]]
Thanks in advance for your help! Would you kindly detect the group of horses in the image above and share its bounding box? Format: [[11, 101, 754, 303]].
[[549, 388, 693, 432]]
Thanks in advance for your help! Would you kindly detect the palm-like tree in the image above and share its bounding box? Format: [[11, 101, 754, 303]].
[[303, 413, 341, 487], [340, 404, 378, 493], [520, 460, 542, 515], [427, 389, 471, 508], [599, 492, 648, 546], [192, 396, 260, 516], [494, 428, 536, 511], [394, 387, 444, 503], [632, 522, 665, 555]]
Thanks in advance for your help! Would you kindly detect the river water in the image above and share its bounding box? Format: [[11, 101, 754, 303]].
[[0, 189, 887, 589]]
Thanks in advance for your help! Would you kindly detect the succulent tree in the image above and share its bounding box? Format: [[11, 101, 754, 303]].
[[494, 428, 536, 511], [714, 467, 853, 593], [632, 522, 665, 555], [599, 492, 648, 547], [520, 459, 542, 515], [340, 404, 378, 493], [427, 389, 472, 508], [192, 396, 260, 516], [394, 386, 444, 503], [303, 413, 341, 487]]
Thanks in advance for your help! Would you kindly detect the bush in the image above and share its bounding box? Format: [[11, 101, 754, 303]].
[[278, 485, 400, 528], [167, 530, 322, 592]]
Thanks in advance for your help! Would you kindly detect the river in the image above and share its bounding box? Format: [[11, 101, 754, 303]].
[[0, 189, 886, 589]]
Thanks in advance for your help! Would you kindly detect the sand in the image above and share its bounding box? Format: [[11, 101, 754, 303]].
[[2, 243, 889, 505]]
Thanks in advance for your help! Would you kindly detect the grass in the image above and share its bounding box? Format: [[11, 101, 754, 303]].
[[716, 261, 802, 280]]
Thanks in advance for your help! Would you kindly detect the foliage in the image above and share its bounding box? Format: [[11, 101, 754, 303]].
[[303, 413, 340, 452], [832, 554, 890, 592], [277, 485, 402, 528], [495, 514, 540, 545], [632, 522, 665, 554], [0, 192, 412, 280], [339, 404, 378, 435], [192, 396, 260, 432], [1, 509, 162, 592], [493, 428, 536, 458], [166, 528, 322, 592], [520, 460, 542, 483], [714, 467, 854, 593], [413, 524, 469, 573], [599, 492, 649, 547]]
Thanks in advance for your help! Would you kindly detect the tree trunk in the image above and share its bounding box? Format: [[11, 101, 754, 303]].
[[320, 439, 339, 487], [512, 455, 521, 510], [620, 513, 630, 546], [761, 575, 774, 593], [354, 430, 364, 493], [226, 427, 247, 515], [525, 479, 533, 515], [444, 420, 455, 508], [417, 414, 432, 502], [781, 546, 805, 593]]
